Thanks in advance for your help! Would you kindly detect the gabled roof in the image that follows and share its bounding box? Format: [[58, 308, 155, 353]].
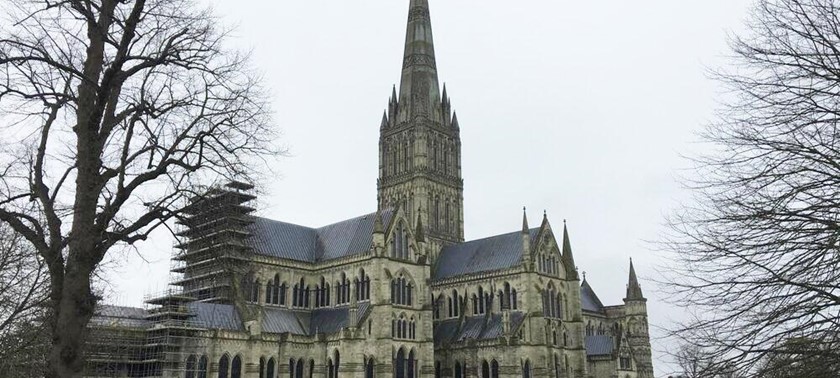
[[247, 209, 395, 263], [580, 279, 606, 313], [261, 302, 372, 336], [585, 335, 615, 356], [309, 302, 372, 335], [433, 229, 538, 280], [188, 302, 244, 331], [262, 307, 307, 334], [433, 312, 526, 347]]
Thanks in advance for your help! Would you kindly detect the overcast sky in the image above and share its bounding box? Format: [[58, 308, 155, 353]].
[[104, 1, 753, 376]]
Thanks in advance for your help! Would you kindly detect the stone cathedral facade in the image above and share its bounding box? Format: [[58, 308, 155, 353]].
[[85, 1, 653, 378]]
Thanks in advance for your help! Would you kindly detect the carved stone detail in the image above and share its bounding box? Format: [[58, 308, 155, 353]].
[[408, 6, 431, 22], [403, 54, 437, 69]]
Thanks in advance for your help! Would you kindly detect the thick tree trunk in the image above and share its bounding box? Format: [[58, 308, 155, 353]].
[[47, 267, 96, 378]]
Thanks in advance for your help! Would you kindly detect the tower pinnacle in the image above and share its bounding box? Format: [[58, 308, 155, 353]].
[[521, 207, 529, 233], [561, 222, 580, 280], [625, 258, 645, 301]]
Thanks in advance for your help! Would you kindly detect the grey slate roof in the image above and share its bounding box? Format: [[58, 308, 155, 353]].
[[433, 312, 525, 347], [261, 302, 372, 336], [90, 305, 151, 329], [433, 229, 538, 280], [187, 302, 244, 331], [585, 335, 615, 356], [311, 301, 371, 335], [247, 210, 394, 263], [262, 307, 307, 334], [580, 280, 606, 313]]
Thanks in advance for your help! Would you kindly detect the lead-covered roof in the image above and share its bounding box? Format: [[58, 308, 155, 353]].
[[247, 209, 394, 263], [433, 229, 538, 280]]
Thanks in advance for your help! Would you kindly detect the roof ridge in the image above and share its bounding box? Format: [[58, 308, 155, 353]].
[[443, 227, 540, 249], [253, 207, 396, 232]]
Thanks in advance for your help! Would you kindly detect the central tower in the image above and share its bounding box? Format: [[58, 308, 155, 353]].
[[377, 0, 464, 250]]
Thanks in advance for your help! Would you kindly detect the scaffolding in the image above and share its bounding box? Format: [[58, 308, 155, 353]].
[[173, 181, 257, 303], [84, 182, 257, 378]]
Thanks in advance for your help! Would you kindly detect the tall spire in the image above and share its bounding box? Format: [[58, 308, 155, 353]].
[[378, 0, 464, 250], [397, 0, 442, 123], [626, 258, 645, 301]]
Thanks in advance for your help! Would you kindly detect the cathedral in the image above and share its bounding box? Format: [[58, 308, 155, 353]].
[[85, 1, 653, 377]]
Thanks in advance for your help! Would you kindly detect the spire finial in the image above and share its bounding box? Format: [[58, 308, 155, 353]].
[[521, 206, 529, 233]]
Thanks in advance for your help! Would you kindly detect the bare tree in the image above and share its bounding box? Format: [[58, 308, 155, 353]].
[[0, 0, 277, 377], [0, 224, 48, 377], [755, 338, 840, 378], [672, 344, 741, 378], [662, 0, 840, 376]]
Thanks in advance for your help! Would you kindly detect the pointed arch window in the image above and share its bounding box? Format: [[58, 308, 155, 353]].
[[365, 357, 375, 378], [392, 148, 399, 175], [543, 285, 561, 319], [522, 360, 531, 378], [218, 355, 230, 378], [433, 294, 442, 319], [356, 269, 371, 301], [502, 282, 517, 310], [445, 202, 450, 233], [403, 142, 409, 172], [391, 223, 410, 260], [433, 198, 440, 230], [449, 290, 461, 317], [454, 362, 462, 378], [267, 358, 276, 378], [433, 142, 439, 171], [266, 279, 274, 304], [186, 355, 197, 378], [336, 274, 350, 305], [391, 275, 413, 306], [198, 355, 208, 378], [481, 360, 490, 378], [395, 348, 406, 378], [295, 359, 304, 378], [407, 350, 416, 378], [308, 360, 314, 378], [244, 277, 259, 303], [315, 277, 330, 308], [231, 355, 242, 378], [491, 360, 499, 378]]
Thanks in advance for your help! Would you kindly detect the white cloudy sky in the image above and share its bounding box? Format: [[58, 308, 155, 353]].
[[104, 1, 753, 376]]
